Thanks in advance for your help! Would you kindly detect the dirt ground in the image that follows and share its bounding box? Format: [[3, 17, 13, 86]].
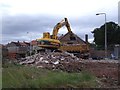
[[18, 52, 120, 88], [76, 60, 120, 88], [39, 59, 120, 88]]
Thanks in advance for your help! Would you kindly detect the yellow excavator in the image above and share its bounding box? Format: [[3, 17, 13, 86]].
[[37, 18, 89, 58], [37, 18, 72, 49]]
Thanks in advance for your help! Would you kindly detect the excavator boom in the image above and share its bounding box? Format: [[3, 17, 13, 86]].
[[52, 18, 72, 39]]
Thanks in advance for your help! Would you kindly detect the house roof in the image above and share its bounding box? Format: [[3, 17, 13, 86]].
[[0, 44, 4, 48], [19, 42, 28, 46], [6, 41, 30, 47], [23, 42, 30, 46], [11, 41, 21, 46], [59, 31, 86, 44], [31, 40, 37, 45]]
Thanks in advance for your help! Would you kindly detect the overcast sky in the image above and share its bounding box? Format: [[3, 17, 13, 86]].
[[1, 0, 119, 44]]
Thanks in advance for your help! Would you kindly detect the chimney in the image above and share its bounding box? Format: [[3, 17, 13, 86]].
[[85, 34, 88, 43]]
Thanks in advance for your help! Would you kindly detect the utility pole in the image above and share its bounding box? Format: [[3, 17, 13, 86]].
[[27, 32, 32, 56], [96, 13, 107, 59]]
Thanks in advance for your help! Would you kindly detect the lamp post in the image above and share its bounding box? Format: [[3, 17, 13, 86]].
[[27, 32, 31, 56], [96, 13, 107, 59]]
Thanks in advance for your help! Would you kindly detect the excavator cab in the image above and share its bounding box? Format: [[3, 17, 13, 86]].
[[37, 38, 60, 49]]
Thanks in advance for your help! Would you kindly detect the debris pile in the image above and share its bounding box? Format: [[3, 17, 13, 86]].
[[18, 51, 119, 73], [19, 52, 82, 72]]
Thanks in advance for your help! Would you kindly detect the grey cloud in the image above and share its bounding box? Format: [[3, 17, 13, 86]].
[[119, 1, 120, 25], [2, 15, 57, 35], [2, 13, 117, 44], [2, 15, 62, 44]]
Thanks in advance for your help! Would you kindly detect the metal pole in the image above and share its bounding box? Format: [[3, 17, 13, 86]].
[[96, 13, 107, 59], [104, 13, 107, 59], [27, 32, 31, 56], [30, 41, 31, 56]]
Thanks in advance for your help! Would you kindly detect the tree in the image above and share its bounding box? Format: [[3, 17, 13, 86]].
[[92, 22, 120, 50]]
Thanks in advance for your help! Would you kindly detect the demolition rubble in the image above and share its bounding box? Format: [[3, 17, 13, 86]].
[[18, 51, 119, 73], [19, 52, 81, 72]]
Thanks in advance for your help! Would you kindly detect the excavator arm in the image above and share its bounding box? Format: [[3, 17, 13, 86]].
[[52, 18, 72, 39], [64, 18, 72, 32], [37, 18, 72, 49]]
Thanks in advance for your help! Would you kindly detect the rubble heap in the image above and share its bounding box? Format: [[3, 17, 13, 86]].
[[19, 52, 82, 72], [18, 51, 119, 73]]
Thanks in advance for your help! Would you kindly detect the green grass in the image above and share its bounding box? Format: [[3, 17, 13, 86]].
[[2, 62, 98, 88], [0, 68, 2, 89]]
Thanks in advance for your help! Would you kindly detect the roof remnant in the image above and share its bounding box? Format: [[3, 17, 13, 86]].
[[59, 31, 86, 44]]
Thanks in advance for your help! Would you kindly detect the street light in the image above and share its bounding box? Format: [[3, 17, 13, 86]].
[[96, 13, 107, 59], [27, 32, 32, 56]]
